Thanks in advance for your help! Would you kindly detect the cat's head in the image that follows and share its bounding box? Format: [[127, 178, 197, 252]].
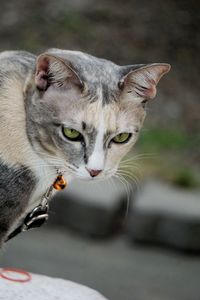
[[26, 49, 170, 180]]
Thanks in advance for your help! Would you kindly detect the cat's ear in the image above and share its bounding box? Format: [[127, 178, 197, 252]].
[[119, 63, 171, 101], [35, 54, 83, 91]]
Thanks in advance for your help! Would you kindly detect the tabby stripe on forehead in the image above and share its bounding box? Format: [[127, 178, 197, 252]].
[[82, 121, 86, 130]]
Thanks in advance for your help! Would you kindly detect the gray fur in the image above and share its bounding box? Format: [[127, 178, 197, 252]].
[[0, 160, 36, 245], [46, 49, 124, 105], [0, 49, 170, 245]]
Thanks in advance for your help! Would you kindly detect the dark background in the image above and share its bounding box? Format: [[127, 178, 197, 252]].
[[0, 1, 200, 300]]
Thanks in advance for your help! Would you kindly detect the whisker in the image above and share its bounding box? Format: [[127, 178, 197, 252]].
[[114, 174, 132, 219], [117, 170, 140, 189]]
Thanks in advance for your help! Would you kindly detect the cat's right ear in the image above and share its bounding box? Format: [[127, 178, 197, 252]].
[[35, 54, 83, 91], [119, 63, 171, 102]]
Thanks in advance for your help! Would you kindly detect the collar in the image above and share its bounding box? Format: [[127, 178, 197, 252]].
[[5, 172, 67, 243]]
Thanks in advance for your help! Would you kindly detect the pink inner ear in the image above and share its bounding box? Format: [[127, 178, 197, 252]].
[[124, 64, 170, 100], [134, 78, 157, 99], [125, 72, 158, 100], [35, 70, 48, 90], [35, 56, 50, 91]]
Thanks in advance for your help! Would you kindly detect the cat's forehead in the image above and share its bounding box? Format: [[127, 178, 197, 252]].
[[47, 49, 120, 89], [83, 101, 119, 132], [46, 87, 144, 133], [70, 98, 144, 134], [44, 49, 145, 131]]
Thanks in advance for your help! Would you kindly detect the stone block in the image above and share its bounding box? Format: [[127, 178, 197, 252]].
[[128, 180, 200, 252], [49, 178, 130, 237]]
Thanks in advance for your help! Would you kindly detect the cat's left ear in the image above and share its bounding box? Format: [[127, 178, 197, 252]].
[[119, 63, 171, 101], [35, 54, 83, 91]]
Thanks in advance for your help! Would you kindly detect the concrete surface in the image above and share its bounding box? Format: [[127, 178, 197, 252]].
[[1, 227, 200, 300], [50, 178, 200, 251], [129, 180, 200, 251], [49, 178, 130, 236], [132, 180, 200, 217]]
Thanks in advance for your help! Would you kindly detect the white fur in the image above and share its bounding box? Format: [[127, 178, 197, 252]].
[[77, 87, 106, 178], [87, 111, 105, 172], [86, 87, 105, 174]]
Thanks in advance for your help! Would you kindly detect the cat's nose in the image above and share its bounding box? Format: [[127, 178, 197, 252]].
[[87, 169, 102, 177]]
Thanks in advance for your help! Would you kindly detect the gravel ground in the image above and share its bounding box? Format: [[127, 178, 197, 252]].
[[1, 227, 200, 300]]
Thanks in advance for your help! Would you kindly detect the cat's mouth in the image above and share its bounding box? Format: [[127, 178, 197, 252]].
[[53, 161, 116, 182], [72, 167, 116, 181]]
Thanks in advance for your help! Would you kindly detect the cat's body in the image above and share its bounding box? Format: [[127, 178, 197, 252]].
[[0, 49, 170, 245], [0, 51, 49, 241]]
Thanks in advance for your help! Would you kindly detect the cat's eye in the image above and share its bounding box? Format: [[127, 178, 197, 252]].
[[112, 132, 132, 144], [62, 127, 83, 141]]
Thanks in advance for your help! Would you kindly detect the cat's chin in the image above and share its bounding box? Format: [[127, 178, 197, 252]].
[[73, 175, 102, 181], [73, 172, 116, 182]]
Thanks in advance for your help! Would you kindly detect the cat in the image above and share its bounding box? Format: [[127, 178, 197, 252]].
[[0, 48, 170, 245]]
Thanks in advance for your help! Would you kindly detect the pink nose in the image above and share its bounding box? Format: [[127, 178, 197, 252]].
[[88, 169, 102, 177]]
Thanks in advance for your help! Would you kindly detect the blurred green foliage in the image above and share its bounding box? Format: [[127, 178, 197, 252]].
[[138, 128, 189, 151], [134, 127, 200, 188], [172, 169, 199, 188]]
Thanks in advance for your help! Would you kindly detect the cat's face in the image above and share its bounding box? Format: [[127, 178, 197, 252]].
[[26, 49, 170, 180]]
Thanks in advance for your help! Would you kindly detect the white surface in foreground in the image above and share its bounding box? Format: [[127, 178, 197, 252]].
[[0, 271, 108, 300]]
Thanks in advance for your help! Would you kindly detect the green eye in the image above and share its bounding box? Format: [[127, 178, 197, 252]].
[[112, 132, 131, 144], [62, 127, 82, 141]]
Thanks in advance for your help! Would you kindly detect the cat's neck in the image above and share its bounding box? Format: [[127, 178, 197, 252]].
[[27, 154, 71, 210]]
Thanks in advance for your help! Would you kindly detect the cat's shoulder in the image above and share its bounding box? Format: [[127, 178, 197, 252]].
[[0, 50, 36, 91], [0, 50, 36, 75], [0, 50, 35, 62]]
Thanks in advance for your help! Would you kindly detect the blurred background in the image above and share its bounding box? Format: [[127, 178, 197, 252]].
[[0, 1, 200, 300]]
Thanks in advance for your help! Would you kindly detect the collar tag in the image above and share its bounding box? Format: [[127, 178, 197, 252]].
[[53, 174, 67, 190]]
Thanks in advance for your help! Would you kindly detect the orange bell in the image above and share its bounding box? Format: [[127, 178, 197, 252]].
[[53, 175, 67, 190]]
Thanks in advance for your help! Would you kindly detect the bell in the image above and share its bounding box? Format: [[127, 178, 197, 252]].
[[53, 175, 67, 190]]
